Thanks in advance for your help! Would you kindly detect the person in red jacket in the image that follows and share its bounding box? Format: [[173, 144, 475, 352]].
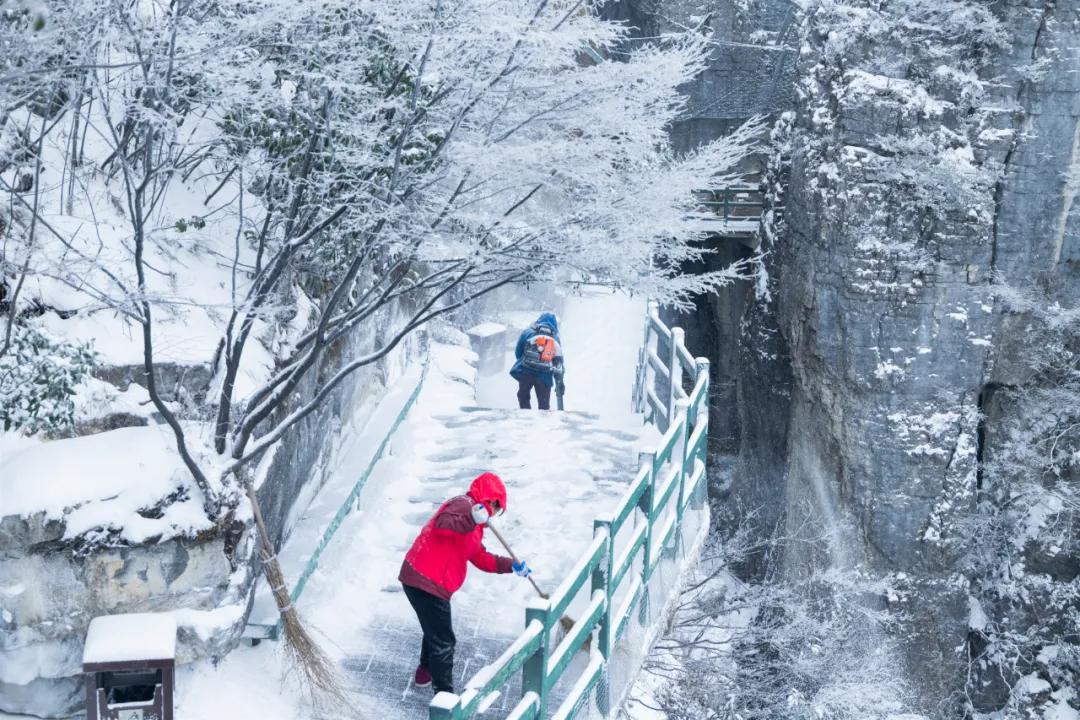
[[399, 472, 532, 694]]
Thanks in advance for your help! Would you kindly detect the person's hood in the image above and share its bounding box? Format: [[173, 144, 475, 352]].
[[468, 472, 508, 515], [535, 312, 559, 335]]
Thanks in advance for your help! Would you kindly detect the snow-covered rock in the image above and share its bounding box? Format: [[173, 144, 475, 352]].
[[0, 322, 418, 716]]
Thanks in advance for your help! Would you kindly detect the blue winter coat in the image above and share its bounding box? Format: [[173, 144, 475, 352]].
[[509, 312, 564, 387]]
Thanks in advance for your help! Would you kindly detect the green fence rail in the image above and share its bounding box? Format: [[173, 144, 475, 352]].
[[247, 362, 428, 640], [431, 305, 709, 720]]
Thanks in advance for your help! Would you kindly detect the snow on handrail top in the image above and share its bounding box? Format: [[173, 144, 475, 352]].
[[676, 341, 697, 374], [83, 612, 177, 665], [459, 689, 480, 709], [465, 619, 544, 692], [547, 589, 605, 676], [527, 596, 551, 612], [431, 691, 460, 709], [548, 528, 608, 615], [647, 313, 671, 339], [608, 465, 648, 530], [506, 692, 540, 720], [551, 651, 604, 720]]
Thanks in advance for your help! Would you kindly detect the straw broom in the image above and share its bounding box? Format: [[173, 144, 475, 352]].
[[246, 483, 349, 710]]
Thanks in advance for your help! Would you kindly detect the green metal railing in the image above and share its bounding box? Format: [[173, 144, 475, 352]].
[[431, 305, 709, 720], [246, 363, 428, 640]]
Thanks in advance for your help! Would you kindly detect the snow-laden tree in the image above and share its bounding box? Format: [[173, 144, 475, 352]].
[[2, 0, 762, 496], [635, 519, 915, 720], [1, 0, 763, 699]]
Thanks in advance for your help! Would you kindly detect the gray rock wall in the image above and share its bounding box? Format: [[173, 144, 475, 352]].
[[620, 0, 1078, 713], [0, 518, 250, 717], [740, 0, 1080, 714]]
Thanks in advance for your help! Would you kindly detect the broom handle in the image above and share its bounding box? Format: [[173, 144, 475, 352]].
[[487, 521, 549, 600]]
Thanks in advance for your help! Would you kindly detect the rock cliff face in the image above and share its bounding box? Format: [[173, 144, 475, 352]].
[[616, 0, 1078, 714], [739, 0, 1080, 714], [0, 529, 247, 716]]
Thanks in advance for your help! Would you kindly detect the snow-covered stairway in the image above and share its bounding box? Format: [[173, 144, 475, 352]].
[[342, 407, 640, 717], [290, 344, 648, 718]]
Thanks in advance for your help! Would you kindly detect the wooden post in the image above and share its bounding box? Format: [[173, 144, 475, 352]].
[[668, 327, 684, 429], [591, 519, 613, 714], [637, 449, 656, 624], [522, 598, 553, 717]]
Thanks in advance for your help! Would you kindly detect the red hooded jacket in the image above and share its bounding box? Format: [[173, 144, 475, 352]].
[[399, 472, 513, 600]]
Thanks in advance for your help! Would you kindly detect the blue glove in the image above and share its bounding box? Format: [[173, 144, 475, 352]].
[[512, 560, 532, 578]]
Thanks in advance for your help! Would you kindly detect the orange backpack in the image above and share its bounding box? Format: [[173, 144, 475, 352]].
[[522, 332, 557, 372]]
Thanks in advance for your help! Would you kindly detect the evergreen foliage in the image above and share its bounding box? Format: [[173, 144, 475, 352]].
[[0, 323, 95, 434]]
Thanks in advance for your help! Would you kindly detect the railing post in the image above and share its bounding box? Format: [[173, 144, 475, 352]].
[[693, 358, 711, 510], [694, 358, 710, 448], [430, 693, 460, 720], [644, 301, 660, 425], [591, 518, 614, 714], [522, 599, 553, 717], [637, 449, 656, 624], [672, 398, 691, 559], [633, 345, 645, 415], [668, 327, 684, 426], [692, 402, 709, 511]]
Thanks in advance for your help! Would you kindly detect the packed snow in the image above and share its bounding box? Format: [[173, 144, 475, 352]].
[[1, 426, 213, 544], [83, 613, 177, 664]]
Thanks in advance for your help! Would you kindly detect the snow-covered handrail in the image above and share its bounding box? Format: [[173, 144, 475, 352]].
[[245, 362, 428, 641], [431, 306, 710, 720], [634, 300, 708, 434]]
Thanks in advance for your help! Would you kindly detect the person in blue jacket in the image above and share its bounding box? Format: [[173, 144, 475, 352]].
[[509, 312, 564, 410]]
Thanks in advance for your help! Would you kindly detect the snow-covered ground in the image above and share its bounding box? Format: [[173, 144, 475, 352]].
[[0, 289, 646, 720], [173, 289, 648, 719], [3, 426, 212, 546]]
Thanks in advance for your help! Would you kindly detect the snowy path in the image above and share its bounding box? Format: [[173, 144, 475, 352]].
[[171, 291, 653, 719], [316, 402, 642, 716]]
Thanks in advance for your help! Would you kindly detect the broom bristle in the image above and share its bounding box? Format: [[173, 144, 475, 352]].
[[263, 555, 349, 712], [555, 614, 591, 653], [247, 482, 349, 713]]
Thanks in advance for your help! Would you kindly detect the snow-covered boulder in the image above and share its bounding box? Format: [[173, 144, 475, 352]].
[[0, 428, 252, 717]]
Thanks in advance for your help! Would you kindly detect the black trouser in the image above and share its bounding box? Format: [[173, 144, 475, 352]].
[[517, 372, 551, 410], [403, 584, 456, 693]]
